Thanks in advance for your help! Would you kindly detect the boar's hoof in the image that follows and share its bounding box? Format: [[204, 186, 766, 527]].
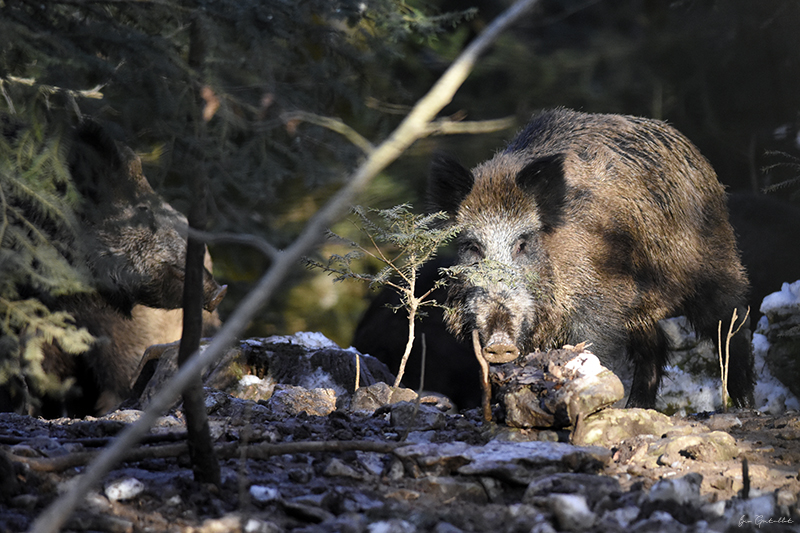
[[482, 343, 520, 364], [204, 284, 228, 312]]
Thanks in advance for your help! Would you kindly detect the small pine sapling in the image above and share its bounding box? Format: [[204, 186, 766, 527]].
[[306, 204, 459, 388]]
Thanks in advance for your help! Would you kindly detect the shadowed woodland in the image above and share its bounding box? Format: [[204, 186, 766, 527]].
[[2, 2, 800, 532], [2, 1, 800, 358]]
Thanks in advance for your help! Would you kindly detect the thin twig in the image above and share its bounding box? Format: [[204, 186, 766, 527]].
[[282, 111, 375, 155], [472, 330, 492, 422], [423, 116, 516, 136], [10, 439, 412, 473], [717, 306, 750, 411], [187, 227, 279, 261]]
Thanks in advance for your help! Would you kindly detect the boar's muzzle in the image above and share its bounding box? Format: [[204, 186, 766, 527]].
[[480, 331, 520, 363]]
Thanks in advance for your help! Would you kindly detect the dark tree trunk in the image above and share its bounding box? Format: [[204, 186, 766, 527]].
[[176, 14, 221, 487]]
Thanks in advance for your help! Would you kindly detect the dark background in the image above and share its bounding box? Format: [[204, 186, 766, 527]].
[[2, 0, 799, 347]]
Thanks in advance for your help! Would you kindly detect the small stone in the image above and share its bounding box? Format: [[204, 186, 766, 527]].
[[249, 485, 280, 503], [432, 522, 464, 533], [323, 457, 363, 479], [9, 494, 38, 510], [549, 493, 595, 532], [390, 402, 446, 431], [648, 472, 703, 506], [341, 382, 418, 414], [288, 467, 313, 484], [416, 476, 487, 504], [630, 510, 686, 532], [244, 518, 283, 533], [356, 451, 386, 476], [367, 519, 417, 533], [104, 477, 145, 502], [598, 506, 640, 529], [265, 385, 337, 417]]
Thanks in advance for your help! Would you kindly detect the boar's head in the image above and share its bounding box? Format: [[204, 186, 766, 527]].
[[69, 120, 226, 314], [428, 152, 568, 363]]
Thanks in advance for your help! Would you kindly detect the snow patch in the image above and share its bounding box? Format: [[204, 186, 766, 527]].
[[760, 279, 800, 314]]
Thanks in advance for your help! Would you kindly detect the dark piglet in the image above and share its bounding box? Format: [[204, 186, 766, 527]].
[[3, 121, 226, 417], [352, 257, 482, 409], [427, 108, 753, 408]]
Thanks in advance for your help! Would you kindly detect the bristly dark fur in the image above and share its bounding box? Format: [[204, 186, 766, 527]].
[[2, 120, 225, 418], [429, 108, 753, 408]]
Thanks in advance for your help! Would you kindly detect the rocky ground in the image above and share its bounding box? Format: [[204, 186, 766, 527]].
[[1, 392, 799, 532], [1, 333, 799, 533]]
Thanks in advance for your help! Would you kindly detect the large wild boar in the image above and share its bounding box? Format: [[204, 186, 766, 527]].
[[2, 120, 226, 417], [429, 108, 754, 408]]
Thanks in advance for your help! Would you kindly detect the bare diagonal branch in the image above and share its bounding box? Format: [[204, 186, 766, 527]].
[[28, 2, 541, 531]]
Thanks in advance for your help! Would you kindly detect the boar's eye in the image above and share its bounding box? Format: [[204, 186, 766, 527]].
[[459, 239, 483, 262], [134, 203, 155, 226], [512, 235, 535, 261]]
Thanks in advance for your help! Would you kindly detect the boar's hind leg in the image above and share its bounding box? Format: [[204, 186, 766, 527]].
[[626, 326, 670, 408]]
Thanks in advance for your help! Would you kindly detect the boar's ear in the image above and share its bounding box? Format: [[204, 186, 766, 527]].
[[427, 153, 474, 217], [69, 119, 127, 204], [515, 153, 567, 230]]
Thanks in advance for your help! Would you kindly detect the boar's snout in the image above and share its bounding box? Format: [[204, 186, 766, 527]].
[[203, 269, 227, 312], [481, 331, 520, 363]]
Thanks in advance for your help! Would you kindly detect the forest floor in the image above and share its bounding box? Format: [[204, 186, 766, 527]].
[[1, 393, 799, 533]]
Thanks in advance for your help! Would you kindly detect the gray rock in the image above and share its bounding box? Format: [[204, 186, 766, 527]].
[[137, 332, 396, 409], [394, 440, 610, 484], [340, 382, 418, 414], [648, 473, 703, 506], [104, 477, 145, 502], [757, 281, 800, 398], [416, 476, 488, 504], [492, 346, 624, 428], [368, 519, 417, 533], [249, 485, 280, 503], [549, 493, 595, 532], [598, 506, 641, 529], [572, 408, 682, 448], [432, 522, 464, 533], [390, 402, 446, 431], [323, 458, 363, 480], [630, 511, 687, 532], [265, 385, 337, 417], [523, 473, 620, 508]]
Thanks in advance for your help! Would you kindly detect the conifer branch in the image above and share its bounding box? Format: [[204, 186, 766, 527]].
[[30, 2, 541, 531]]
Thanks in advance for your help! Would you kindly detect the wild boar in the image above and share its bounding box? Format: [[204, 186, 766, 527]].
[[1, 120, 225, 416], [429, 108, 753, 408]]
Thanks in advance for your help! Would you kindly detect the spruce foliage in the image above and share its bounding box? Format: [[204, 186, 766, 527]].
[[0, 1, 473, 397], [0, 111, 94, 398], [306, 204, 460, 387]]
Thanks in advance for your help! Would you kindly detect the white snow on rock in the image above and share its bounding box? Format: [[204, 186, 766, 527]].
[[760, 279, 800, 314]]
